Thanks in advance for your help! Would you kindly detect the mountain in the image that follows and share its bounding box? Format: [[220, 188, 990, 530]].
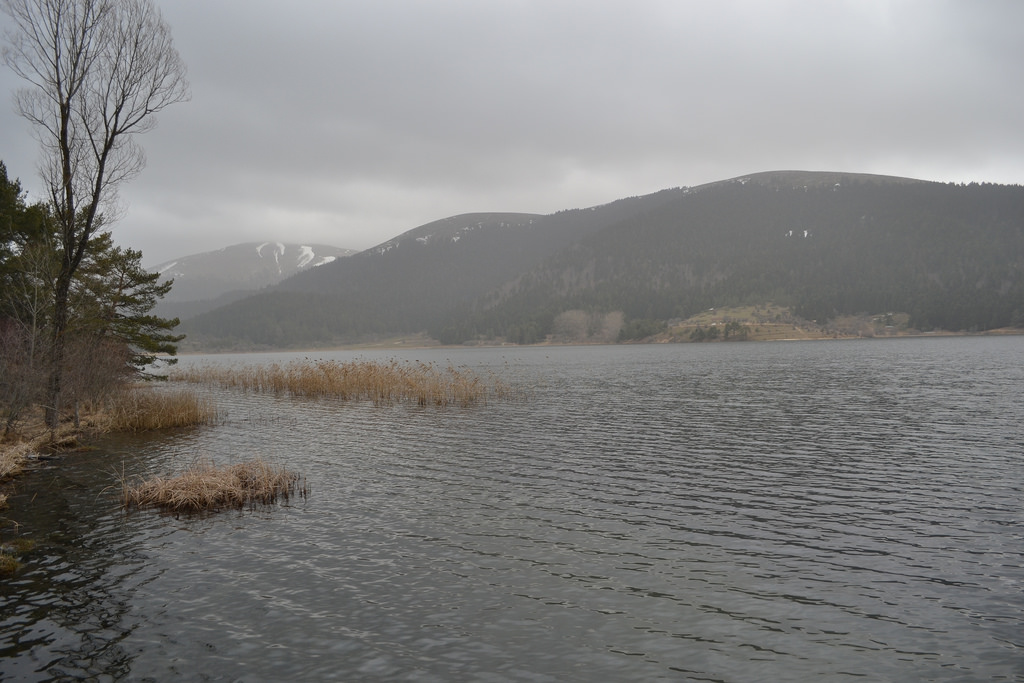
[[451, 171, 1024, 342], [179, 199, 684, 349], [179, 172, 1024, 350], [150, 242, 356, 319]]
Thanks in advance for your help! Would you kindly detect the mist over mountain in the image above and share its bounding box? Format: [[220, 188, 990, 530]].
[[179, 172, 1024, 350], [150, 242, 356, 320]]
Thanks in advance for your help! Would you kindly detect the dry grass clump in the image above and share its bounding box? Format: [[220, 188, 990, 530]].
[[172, 359, 515, 407], [0, 442, 31, 481], [0, 552, 19, 575], [103, 387, 220, 432], [1, 426, 83, 494], [122, 459, 305, 514], [0, 538, 36, 576]]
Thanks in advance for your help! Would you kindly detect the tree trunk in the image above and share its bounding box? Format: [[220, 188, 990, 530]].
[[44, 270, 72, 431]]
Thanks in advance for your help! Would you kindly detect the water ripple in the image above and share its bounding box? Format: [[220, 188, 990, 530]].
[[2, 337, 1023, 681]]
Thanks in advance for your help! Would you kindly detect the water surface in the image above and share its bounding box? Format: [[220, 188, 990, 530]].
[[2, 337, 1023, 681]]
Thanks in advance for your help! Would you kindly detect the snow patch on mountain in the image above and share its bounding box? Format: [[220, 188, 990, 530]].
[[297, 246, 315, 267], [149, 241, 356, 306]]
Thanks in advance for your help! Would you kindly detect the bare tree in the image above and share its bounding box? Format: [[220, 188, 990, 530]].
[[0, 318, 50, 436], [1, 230, 57, 360], [2, 0, 189, 429]]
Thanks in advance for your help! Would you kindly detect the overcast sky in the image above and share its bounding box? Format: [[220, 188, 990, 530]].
[[2, 0, 1023, 265]]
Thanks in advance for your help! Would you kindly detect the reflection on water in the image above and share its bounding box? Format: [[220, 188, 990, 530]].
[[2, 337, 1023, 681]]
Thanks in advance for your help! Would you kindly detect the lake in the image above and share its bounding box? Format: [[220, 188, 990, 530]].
[[2, 337, 1023, 681]]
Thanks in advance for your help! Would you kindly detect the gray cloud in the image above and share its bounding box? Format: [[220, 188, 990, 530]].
[[2, 0, 1022, 264]]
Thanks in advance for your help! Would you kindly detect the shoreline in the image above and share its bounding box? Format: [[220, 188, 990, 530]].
[[174, 326, 1024, 355]]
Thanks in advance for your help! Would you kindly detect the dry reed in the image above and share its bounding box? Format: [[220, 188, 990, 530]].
[[170, 359, 515, 407], [103, 387, 220, 432], [122, 459, 305, 513], [0, 442, 30, 480]]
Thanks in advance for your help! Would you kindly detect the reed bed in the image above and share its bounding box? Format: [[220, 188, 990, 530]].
[[171, 359, 515, 407], [122, 459, 305, 514], [103, 387, 220, 432]]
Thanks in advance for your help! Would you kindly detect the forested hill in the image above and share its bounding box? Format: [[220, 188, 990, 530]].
[[180, 172, 1024, 350]]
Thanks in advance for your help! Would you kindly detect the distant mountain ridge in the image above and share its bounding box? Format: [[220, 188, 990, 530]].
[[150, 241, 356, 320], [703, 169, 928, 191], [178, 171, 1024, 350], [365, 213, 544, 255]]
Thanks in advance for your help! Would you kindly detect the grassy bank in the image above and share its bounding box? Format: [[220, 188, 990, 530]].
[[0, 441, 30, 481], [0, 386, 219, 494], [171, 358, 517, 407]]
